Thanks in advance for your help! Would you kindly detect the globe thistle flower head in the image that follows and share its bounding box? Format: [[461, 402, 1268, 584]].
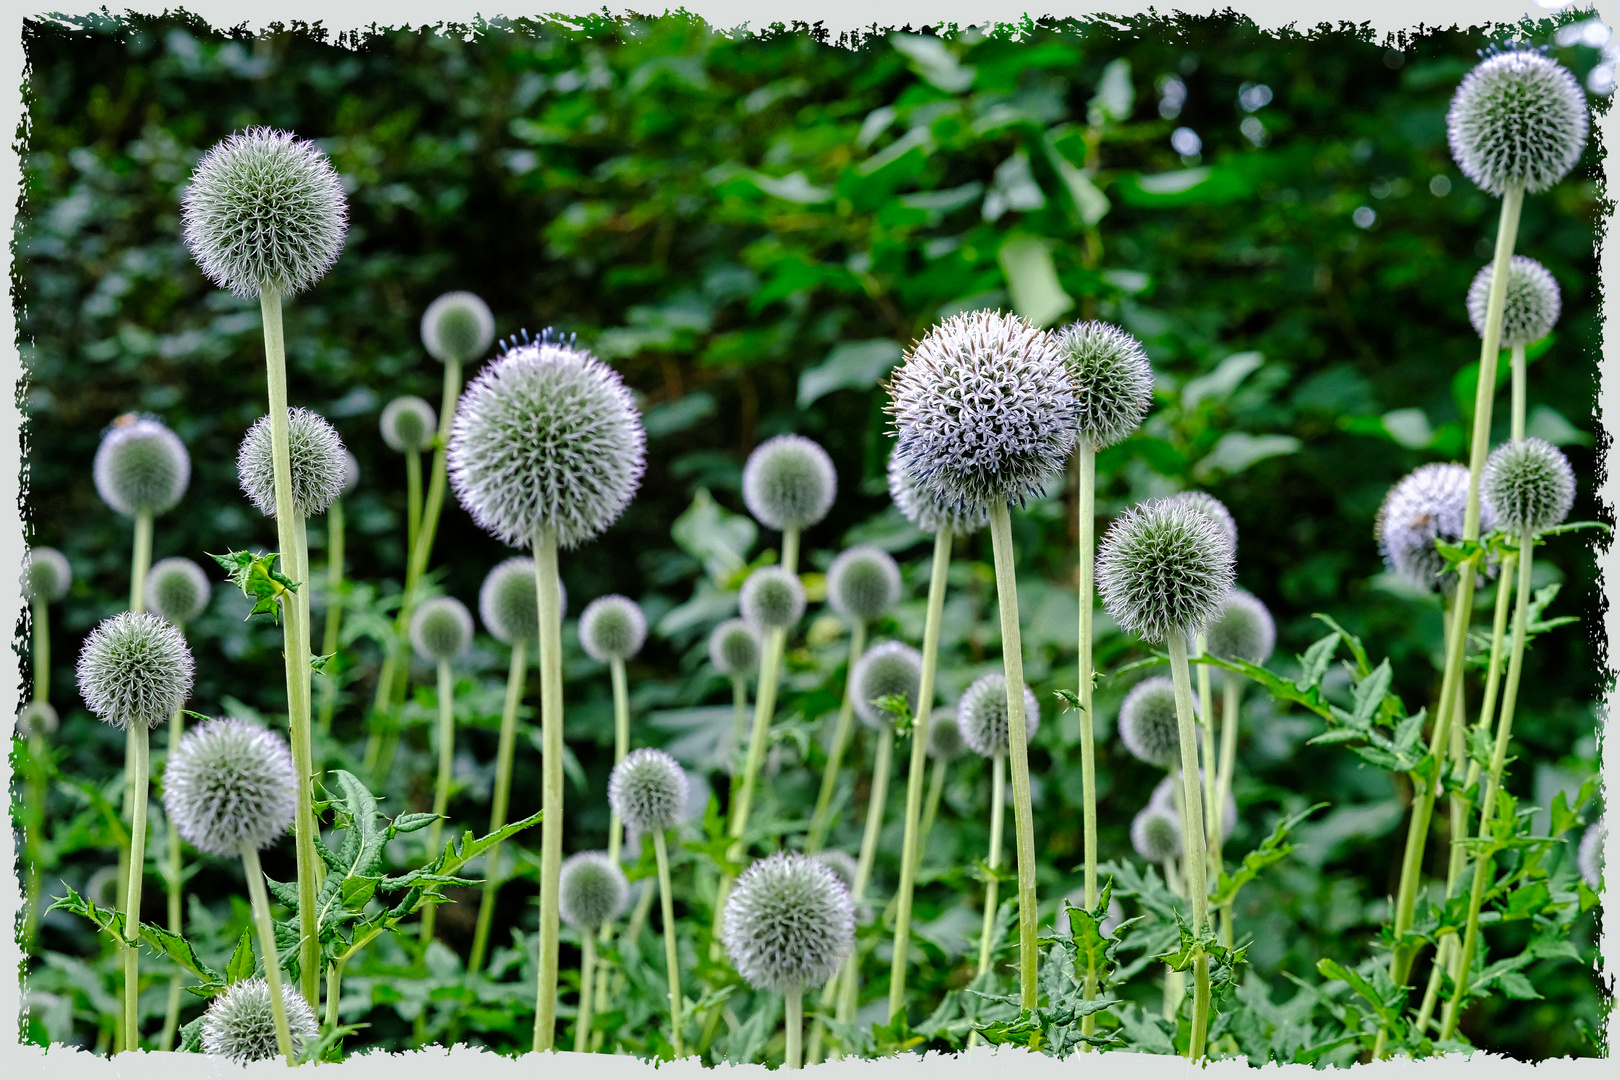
[[21, 546, 71, 604], [1166, 490, 1238, 555], [957, 672, 1041, 758], [739, 566, 806, 631], [200, 977, 319, 1064], [886, 448, 990, 535], [380, 396, 437, 453], [237, 407, 349, 518], [1577, 814, 1605, 890], [1482, 437, 1575, 535], [410, 596, 473, 663], [1131, 804, 1182, 863], [851, 640, 924, 730], [93, 415, 190, 518], [1056, 321, 1155, 449], [1376, 463, 1499, 592], [163, 718, 297, 856], [1203, 590, 1276, 665], [580, 594, 647, 663], [146, 557, 211, 627], [1097, 498, 1236, 642], [888, 310, 1076, 516], [708, 618, 760, 676], [479, 557, 547, 644], [1118, 676, 1190, 769], [927, 708, 966, 761], [813, 849, 859, 893], [1447, 47, 1588, 197], [77, 612, 194, 732], [721, 851, 855, 992], [608, 748, 689, 833], [742, 434, 838, 532], [421, 291, 496, 365], [1150, 772, 1236, 841], [1467, 256, 1560, 348], [448, 340, 646, 550], [18, 700, 59, 738], [181, 127, 347, 298], [339, 451, 360, 497], [826, 546, 902, 624], [558, 851, 630, 931]]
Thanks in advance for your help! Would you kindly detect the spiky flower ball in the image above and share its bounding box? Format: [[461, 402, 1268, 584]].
[[957, 672, 1041, 758], [448, 340, 646, 550], [887, 448, 989, 536], [478, 557, 567, 644], [77, 612, 193, 731], [237, 407, 349, 518], [163, 718, 297, 856], [826, 546, 902, 624], [1166, 490, 1238, 555], [580, 595, 647, 663], [21, 547, 71, 604], [200, 977, 319, 1064], [145, 557, 211, 627], [1118, 676, 1191, 769], [739, 566, 805, 631], [380, 396, 437, 453], [94, 415, 190, 517], [888, 310, 1076, 516], [851, 640, 924, 730], [1466, 256, 1561, 348], [558, 851, 631, 931], [1447, 48, 1588, 197], [1057, 321, 1155, 449], [813, 849, 859, 893], [928, 708, 966, 761], [1482, 437, 1576, 535], [721, 851, 855, 992], [1204, 590, 1276, 665], [411, 596, 473, 663], [608, 748, 689, 833], [1150, 772, 1236, 841], [18, 700, 59, 737], [708, 618, 760, 676], [1376, 463, 1499, 592], [1131, 804, 1182, 863], [1098, 498, 1235, 642], [181, 127, 347, 298], [742, 434, 837, 532], [1577, 814, 1605, 889], [421, 291, 496, 365]]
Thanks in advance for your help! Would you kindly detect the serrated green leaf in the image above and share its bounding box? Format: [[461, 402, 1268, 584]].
[[390, 812, 439, 835], [1350, 660, 1391, 728], [210, 549, 300, 622], [1296, 633, 1340, 692], [1311, 613, 1371, 676], [225, 928, 254, 984]]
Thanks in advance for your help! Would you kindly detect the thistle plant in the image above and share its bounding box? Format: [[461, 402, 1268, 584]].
[[381, 395, 438, 553], [1119, 677, 1189, 770], [708, 618, 760, 767], [741, 434, 837, 574], [581, 594, 649, 868], [317, 451, 360, 735], [200, 978, 319, 1065], [448, 335, 645, 1051], [888, 309, 1074, 1009], [164, 718, 300, 1065], [95, 414, 191, 612], [1132, 801, 1188, 1021], [558, 852, 630, 1053], [19, 547, 70, 952], [409, 594, 473, 943]]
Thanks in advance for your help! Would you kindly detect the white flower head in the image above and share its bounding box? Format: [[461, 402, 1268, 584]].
[[1131, 804, 1181, 863], [739, 566, 805, 631], [608, 748, 689, 833], [1056, 320, 1155, 449], [237, 407, 349, 518], [22, 547, 72, 604], [1202, 589, 1276, 665], [886, 447, 990, 535], [1376, 463, 1499, 592], [1466, 255, 1560, 348], [380, 396, 437, 453], [558, 851, 630, 931], [927, 708, 966, 761], [1118, 676, 1188, 769], [77, 611, 193, 731], [721, 851, 855, 992], [850, 639, 923, 730], [957, 672, 1041, 758], [145, 557, 211, 627], [163, 718, 297, 856], [1097, 498, 1235, 642], [826, 546, 901, 624], [1447, 47, 1588, 197], [421, 291, 496, 365], [1482, 437, 1575, 535], [742, 434, 838, 532], [580, 594, 648, 663], [200, 978, 318, 1063], [94, 414, 190, 518], [410, 595, 473, 663], [708, 618, 760, 676]]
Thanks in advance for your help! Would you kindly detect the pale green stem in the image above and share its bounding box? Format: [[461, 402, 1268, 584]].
[[1215, 675, 1241, 949], [975, 749, 1006, 978], [785, 986, 804, 1069], [23, 598, 50, 953], [531, 526, 565, 1052], [1162, 852, 1185, 1021], [1167, 635, 1211, 1059], [318, 498, 345, 736], [122, 723, 150, 1052], [728, 674, 749, 770], [653, 830, 684, 1056], [405, 450, 422, 562], [131, 509, 152, 613], [607, 657, 632, 867], [1195, 634, 1219, 854], [242, 846, 297, 1066], [626, 875, 656, 943], [410, 359, 462, 592], [837, 725, 893, 1024], [574, 933, 597, 1053], [806, 620, 867, 854], [420, 658, 457, 944], [470, 640, 528, 976], [325, 958, 344, 1033], [1075, 445, 1102, 1044], [1510, 343, 1526, 443], [918, 756, 948, 857], [33, 596, 50, 702], [159, 700, 187, 1051]]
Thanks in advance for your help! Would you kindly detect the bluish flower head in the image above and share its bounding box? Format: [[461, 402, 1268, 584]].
[[1097, 498, 1235, 642]]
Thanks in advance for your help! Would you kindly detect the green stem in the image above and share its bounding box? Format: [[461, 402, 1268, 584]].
[[837, 725, 893, 1024], [1074, 445, 1103, 1045], [575, 933, 597, 1053], [728, 674, 749, 771], [33, 596, 49, 703], [1510, 343, 1526, 443], [131, 509, 152, 613], [785, 985, 804, 1069], [725, 625, 785, 866], [159, 702, 186, 1051], [318, 498, 345, 737], [23, 728, 49, 955], [976, 749, 1006, 978], [1216, 675, 1241, 949], [420, 658, 457, 945], [1195, 634, 1219, 854], [918, 756, 948, 858], [122, 723, 149, 1052], [242, 846, 297, 1066], [410, 360, 463, 593], [470, 640, 528, 976], [807, 621, 867, 854], [531, 526, 565, 1052], [607, 657, 632, 867], [654, 830, 684, 1057], [405, 450, 422, 562], [325, 958, 345, 1034], [1166, 635, 1210, 1059]]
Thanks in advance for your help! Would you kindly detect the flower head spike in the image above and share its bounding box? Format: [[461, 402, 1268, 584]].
[[1057, 321, 1155, 449], [1151, 772, 1235, 840], [1466, 256, 1561, 347], [1118, 676, 1191, 769], [1203, 590, 1276, 665], [1578, 814, 1605, 889], [826, 546, 902, 624], [421, 291, 496, 365], [479, 557, 565, 644], [886, 447, 990, 535], [721, 851, 855, 992], [1166, 490, 1238, 555], [580, 595, 648, 663], [813, 849, 859, 893], [742, 434, 837, 532], [957, 672, 1041, 758], [928, 708, 966, 760], [558, 851, 631, 931], [411, 596, 473, 663], [608, 748, 689, 833], [200, 977, 318, 1064], [1131, 804, 1182, 863], [238, 407, 349, 518], [1482, 437, 1576, 535], [1447, 48, 1588, 197], [1097, 498, 1235, 642], [739, 566, 805, 631], [851, 640, 924, 729], [94, 415, 190, 518], [146, 557, 211, 627], [380, 396, 438, 453], [22, 547, 71, 604], [77, 612, 193, 731], [708, 618, 760, 676], [1377, 463, 1498, 592], [181, 127, 347, 298], [888, 310, 1076, 516], [163, 718, 297, 855], [448, 340, 646, 550], [18, 700, 59, 738]]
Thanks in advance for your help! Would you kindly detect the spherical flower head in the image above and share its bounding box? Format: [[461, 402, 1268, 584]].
[[339, 451, 360, 498], [608, 748, 689, 833], [580, 594, 647, 663], [708, 618, 760, 676], [1376, 463, 1499, 592], [558, 851, 630, 931], [927, 708, 966, 761], [1118, 676, 1190, 769], [1203, 589, 1276, 665], [18, 700, 59, 738], [411, 595, 473, 663], [957, 672, 1041, 758], [421, 291, 496, 365], [1482, 437, 1575, 535], [739, 566, 806, 631], [742, 434, 837, 532], [1131, 804, 1182, 863], [1150, 772, 1236, 841], [200, 977, 318, 1064], [1098, 498, 1235, 642], [1166, 490, 1238, 555], [1466, 256, 1560, 348], [1057, 320, 1154, 449], [1447, 48, 1588, 197], [94, 415, 190, 518], [851, 640, 924, 730], [813, 849, 859, 893], [380, 396, 437, 453], [888, 311, 1076, 518], [237, 407, 349, 518], [448, 341, 646, 550], [721, 851, 855, 992], [886, 447, 990, 535], [1577, 814, 1605, 890], [182, 127, 347, 298], [479, 557, 540, 644], [826, 546, 902, 624], [163, 718, 297, 856], [22, 546, 71, 604], [77, 612, 193, 731], [146, 557, 211, 627]]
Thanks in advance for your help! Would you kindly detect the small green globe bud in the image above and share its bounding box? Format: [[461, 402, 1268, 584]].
[[421, 291, 496, 365], [411, 595, 473, 663], [1056, 320, 1155, 449], [1150, 772, 1235, 841], [94, 414, 190, 518], [181, 127, 347, 298], [708, 618, 760, 676], [145, 557, 211, 627], [580, 594, 647, 663], [558, 851, 631, 931], [1131, 804, 1181, 863], [1118, 676, 1192, 769], [477, 557, 566, 644], [380, 396, 437, 453], [850, 640, 923, 730], [1447, 48, 1588, 198], [721, 851, 855, 992], [742, 434, 838, 532], [1377, 463, 1499, 593], [1482, 437, 1575, 535], [76, 612, 193, 731], [957, 672, 1041, 759], [608, 748, 689, 833], [1099, 498, 1235, 642], [886, 448, 989, 535], [1578, 814, 1605, 890], [21, 547, 71, 604], [1467, 255, 1560, 348], [200, 977, 319, 1064], [1166, 490, 1238, 555], [163, 718, 297, 856], [1203, 590, 1276, 665], [812, 849, 859, 893], [927, 708, 966, 761], [826, 546, 901, 624], [739, 566, 805, 631], [18, 700, 59, 737], [237, 407, 349, 518]]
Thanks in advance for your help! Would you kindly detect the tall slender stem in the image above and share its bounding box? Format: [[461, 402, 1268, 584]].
[[410, 360, 463, 592], [1166, 635, 1211, 1059], [918, 757, 948, 856], [729, 674, 749, 770], [318, 498, 346, 736], [24, 598, 52, 952], [1215, 675, 1242, 948], [420, 658, 457, 944], [131, 509, 152, 613], [405, 451, 422, 562], [122, 724, 150, 1052], [325, 958, 345, 1033], [785, 986, 804, 1069], [726, 626, 785, 864], [607, 658, 632, 866], [575, 933, 598, 1053], [807, 621, 867, 854], [242, 846, 297, 1066], [653, 830, 684, 1057], [116, 511, 154, 1052], [1510, 343, 1527, 443], [1195, 634, 1219, 854], [470, 640, 528, 976], [837, 725, 893, 1023], [976, 750, 1006, 978], [1076, 445, 1098, 910], [32, 596, 50, 702], [159, 702, 187, 1051], [531, 526, 565, 1052]]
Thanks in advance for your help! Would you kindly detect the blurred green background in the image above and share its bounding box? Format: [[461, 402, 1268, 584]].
[[14, 9, 1609, 1060]]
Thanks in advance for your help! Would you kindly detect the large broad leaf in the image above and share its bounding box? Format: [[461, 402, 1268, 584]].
[[796, 339, 902, 407], [997, 233, 1072, 328]]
